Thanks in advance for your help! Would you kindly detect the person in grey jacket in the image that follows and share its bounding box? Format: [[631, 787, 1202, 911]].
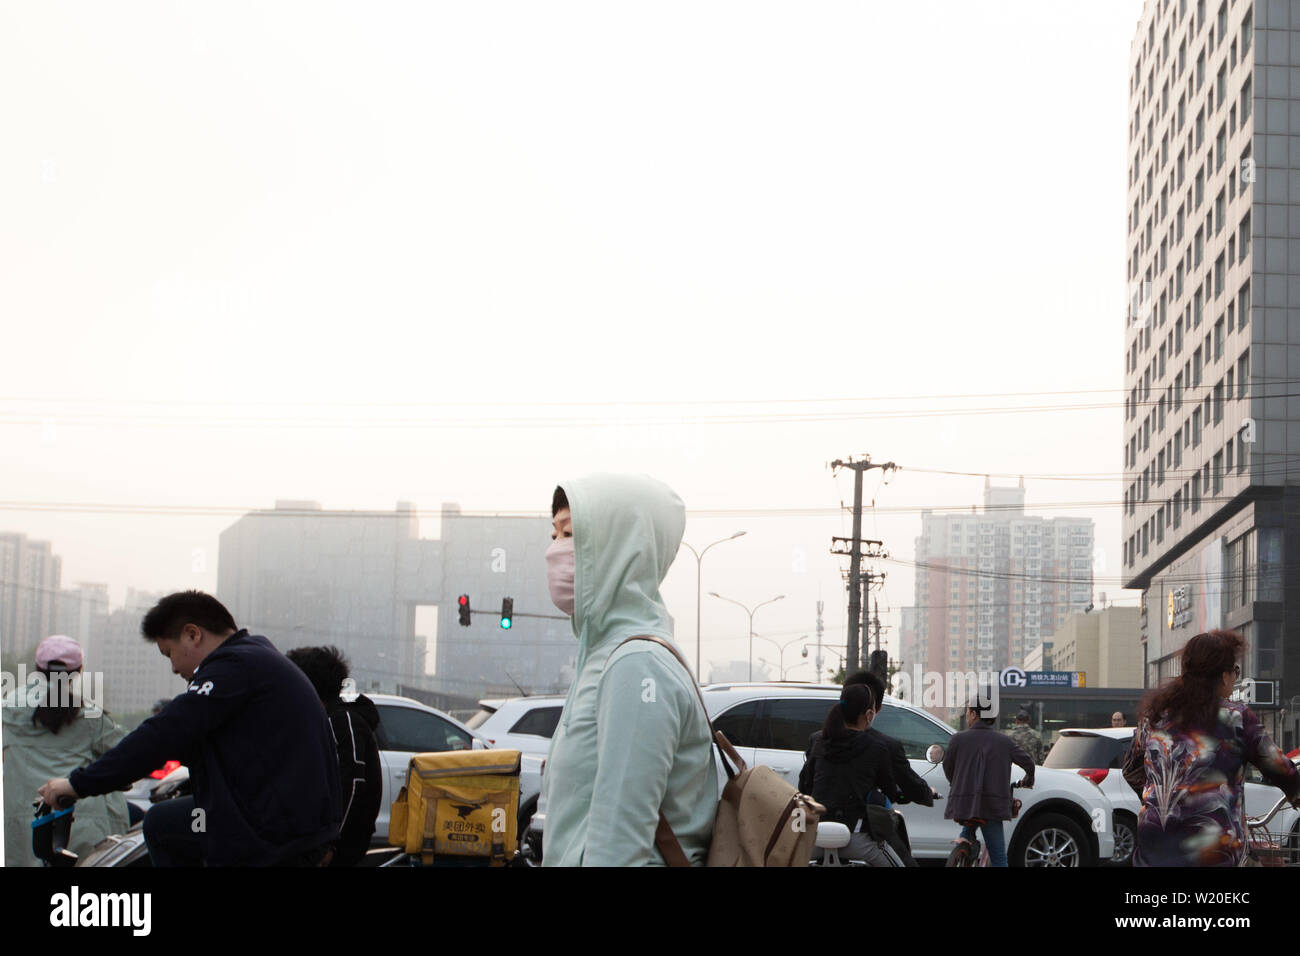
[[942, 695, 1035, 867]]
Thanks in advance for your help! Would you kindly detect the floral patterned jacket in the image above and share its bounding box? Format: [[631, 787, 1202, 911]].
[[1121, 700, 1299, 867]]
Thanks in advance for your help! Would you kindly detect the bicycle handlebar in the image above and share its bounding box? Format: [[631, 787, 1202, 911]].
[[1246, 793, 1299, 830]]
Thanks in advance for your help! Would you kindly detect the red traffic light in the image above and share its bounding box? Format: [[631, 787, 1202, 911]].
[[458, 595, 469, 606]]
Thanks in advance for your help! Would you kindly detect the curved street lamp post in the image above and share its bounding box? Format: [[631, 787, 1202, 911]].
[[680, 531, 746, 680], [709, 592, 785, 681]]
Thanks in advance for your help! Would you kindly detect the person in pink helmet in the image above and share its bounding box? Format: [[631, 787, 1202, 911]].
[[3, 635, 130, 865]]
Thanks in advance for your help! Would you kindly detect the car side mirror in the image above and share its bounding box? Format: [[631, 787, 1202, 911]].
[[926, 744, 944, 765]]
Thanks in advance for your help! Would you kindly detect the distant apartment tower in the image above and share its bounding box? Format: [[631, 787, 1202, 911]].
[[55, 582, 110, 661], [92, 589, 179, 716], [901, 480, 1094, 681], [1123, 0, 1300, 714], [0, 531, 62, 659], [218, 501, 573, 707]]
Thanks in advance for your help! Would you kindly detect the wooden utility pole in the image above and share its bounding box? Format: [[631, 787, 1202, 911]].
[[830, 456, 895, 673]]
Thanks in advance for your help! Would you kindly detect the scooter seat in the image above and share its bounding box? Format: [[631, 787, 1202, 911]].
[[815, 821, 851, 849]]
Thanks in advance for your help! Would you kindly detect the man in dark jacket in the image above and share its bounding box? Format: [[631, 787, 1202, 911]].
[[287, 645, 383, 867], [942, 694, 1036, 867], [39, 591, 342, 866]]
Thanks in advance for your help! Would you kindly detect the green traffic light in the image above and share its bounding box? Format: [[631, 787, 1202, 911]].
[[500, 618, 511, 629]]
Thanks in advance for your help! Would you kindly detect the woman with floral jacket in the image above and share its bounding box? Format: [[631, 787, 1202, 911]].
[[1122, 630, 1300, 867]]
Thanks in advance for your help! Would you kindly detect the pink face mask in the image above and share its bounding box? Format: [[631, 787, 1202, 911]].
[[546, 536, 576, 617]]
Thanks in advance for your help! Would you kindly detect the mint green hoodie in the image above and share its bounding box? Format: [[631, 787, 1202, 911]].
[[541, 473, 717, 866]]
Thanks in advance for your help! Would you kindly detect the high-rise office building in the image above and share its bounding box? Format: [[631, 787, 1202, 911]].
[[901, 480, 1094, 685], [1123, 1, 1300, 737], [0, 531, 62, 660], [218, 501, 573, 708]]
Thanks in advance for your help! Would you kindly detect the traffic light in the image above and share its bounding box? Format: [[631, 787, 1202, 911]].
[[458, 594, 471, 627], [500, 597, 513, 630]]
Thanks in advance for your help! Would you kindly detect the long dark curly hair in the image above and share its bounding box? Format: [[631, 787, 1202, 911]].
[[1138, 629, 1245, 732]]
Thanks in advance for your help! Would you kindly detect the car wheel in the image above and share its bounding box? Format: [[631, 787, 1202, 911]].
[[1108, 814, 1136, 866], [516, 799, 537, 860], [1013, 813, 1087, 867]]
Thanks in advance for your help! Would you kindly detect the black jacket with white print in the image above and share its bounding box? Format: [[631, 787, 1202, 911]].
[[326, 694, 383, 866]]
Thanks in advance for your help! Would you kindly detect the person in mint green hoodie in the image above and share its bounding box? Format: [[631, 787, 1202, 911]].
[[541, 474, 717, 866]]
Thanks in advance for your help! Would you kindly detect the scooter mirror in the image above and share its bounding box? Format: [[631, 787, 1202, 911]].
[[926, 744, 945, 765]]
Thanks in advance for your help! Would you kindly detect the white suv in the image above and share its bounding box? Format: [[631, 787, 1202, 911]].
[[527, 683, 1116, 866], [1047, 725, 1300, 867], [465, 696, 565, 757]]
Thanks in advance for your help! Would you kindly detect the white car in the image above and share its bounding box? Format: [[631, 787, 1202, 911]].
[[1046, 725, 1300, 866], [465, 696, 565, 757], [527, 683, 1116, 866], [1043, 728, 1142, 865]]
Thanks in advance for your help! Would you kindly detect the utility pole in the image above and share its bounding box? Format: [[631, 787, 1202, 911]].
[[830, 456, 896, 673]]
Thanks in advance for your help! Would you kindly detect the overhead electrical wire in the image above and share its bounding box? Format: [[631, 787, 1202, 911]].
[[0, 378, 1293, 429]]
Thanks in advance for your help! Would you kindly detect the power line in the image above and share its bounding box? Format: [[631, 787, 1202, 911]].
[[0, 489, 1290, 518], [0, 386, 1291, 429], [4, 374, 1297, 412]]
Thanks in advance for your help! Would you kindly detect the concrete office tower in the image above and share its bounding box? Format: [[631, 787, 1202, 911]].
[[434, 504, 574, 701], [901, 480, 1094, 680], [1040, 607, 1146, 689], [1123, 1, 1300, 727], [218, 501, 573, 709], [0, 532, 62, 660]]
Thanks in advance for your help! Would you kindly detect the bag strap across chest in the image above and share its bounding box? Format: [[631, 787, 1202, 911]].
[[611, 635, 746, 866]]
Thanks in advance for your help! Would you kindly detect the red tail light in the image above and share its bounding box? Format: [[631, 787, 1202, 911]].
[[150, 759, 181, 780], [1077, 768, 1109, 786]]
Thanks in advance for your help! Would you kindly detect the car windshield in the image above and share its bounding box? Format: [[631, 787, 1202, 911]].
[[1043, 733, 1129, 769], [464, 707, 497, 730]]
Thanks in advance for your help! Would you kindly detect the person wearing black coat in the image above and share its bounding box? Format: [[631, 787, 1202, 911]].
[[800, 684, 915, 865], [287, 646, 384, 867], [42, 593, 342, 867], [324, 694, 383, 867], [801, 671, 936, 807], [942, 696, 1035, 868]]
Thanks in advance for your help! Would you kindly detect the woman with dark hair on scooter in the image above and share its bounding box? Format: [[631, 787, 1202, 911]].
[[804, 683, 902, 865]]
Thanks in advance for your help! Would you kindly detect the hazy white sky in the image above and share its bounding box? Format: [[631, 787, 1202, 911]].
[[1, 0, 1147, 676]]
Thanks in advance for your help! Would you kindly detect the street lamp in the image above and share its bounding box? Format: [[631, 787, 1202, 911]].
[[680, 531, 746, 680], [758, 657, 813, 681], [753, 633, 810, 680], [709, 592, 784, 681], [805, 643, 848, 682]]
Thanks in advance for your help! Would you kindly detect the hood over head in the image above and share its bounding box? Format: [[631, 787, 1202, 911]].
[[330, 692, 380, 730], [555, 473, 685, 658]]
